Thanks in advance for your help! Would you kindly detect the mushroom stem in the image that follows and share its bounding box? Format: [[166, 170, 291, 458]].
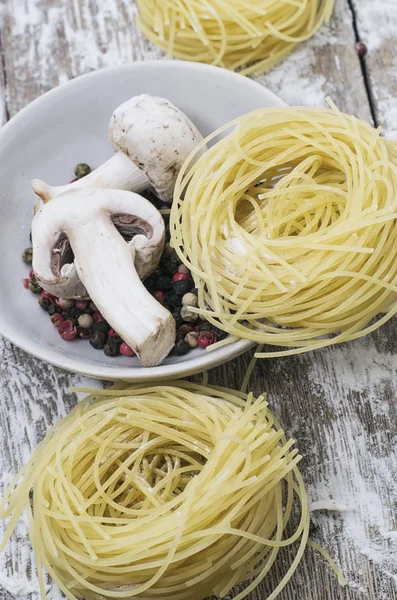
[[32, 189, 175, 366], [32, 152, 149, 204], [71, 217, 174, 366]]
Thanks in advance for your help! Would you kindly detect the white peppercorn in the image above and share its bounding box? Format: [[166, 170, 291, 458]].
[[182, 292, 198, 307], [78, 313, 94, 329]]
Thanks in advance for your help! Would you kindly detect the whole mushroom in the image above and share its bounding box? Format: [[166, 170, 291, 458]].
[[32, 94, 205, 207], [32, 188, 175, 366]]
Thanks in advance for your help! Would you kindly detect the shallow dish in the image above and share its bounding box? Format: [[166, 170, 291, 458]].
[[0, 61, 284, 381]]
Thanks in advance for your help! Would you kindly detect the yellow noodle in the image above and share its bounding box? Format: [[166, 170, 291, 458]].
[[0, 382, 317, 600], [136, 0, 334, 75], [170, 102, 397, 355]]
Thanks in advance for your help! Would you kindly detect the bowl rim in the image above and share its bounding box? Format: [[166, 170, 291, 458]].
[[0, 60, 286, 380]]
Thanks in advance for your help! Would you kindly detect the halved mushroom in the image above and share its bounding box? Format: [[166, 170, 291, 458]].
[[32, 188, 175, 366], [32, 94, 205, 207]]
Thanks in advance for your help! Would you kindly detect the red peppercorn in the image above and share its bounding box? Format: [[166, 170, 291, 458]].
[[58, 319, 77, 340], [50, 313, 64, 327], [38, 290, 56, 309], [153, 291, 165, 304], [108, 329, 120, 337], [92, 311, 106, 322], [75, 300, 89, 310], [120, 342, 135, 356], [22, 278, 30, 289], [356, 41, 367, 58], [172, 272, 189, 282], [29, 269, 35, 278], [197, 331, 217, 348]]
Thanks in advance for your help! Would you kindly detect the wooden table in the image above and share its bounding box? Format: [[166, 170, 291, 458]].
[[1, 1, 397, 599]]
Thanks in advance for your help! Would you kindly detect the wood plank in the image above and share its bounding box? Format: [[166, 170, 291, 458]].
[[350, 0, 397, 136], [0, 1, 395, 599]]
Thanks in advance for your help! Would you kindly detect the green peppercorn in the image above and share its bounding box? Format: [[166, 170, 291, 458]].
[[28, 279, 42, 294], [22, 247, 33, 264], [74, 163, 91, 179]]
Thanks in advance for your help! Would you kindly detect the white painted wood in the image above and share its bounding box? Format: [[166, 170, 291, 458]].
[[0, 1, 396, 599]]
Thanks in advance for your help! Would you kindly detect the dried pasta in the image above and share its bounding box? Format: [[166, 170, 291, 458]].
[[170, 102, 397, 357], [136, 0, 334, 75], [0, 381, 309, 600]]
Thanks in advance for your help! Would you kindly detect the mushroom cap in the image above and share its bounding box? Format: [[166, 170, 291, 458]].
[[108, 94, 205, 203], [32, 188, 165, 297]]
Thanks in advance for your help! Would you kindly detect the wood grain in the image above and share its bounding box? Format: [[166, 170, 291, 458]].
[[0, 1, 396, 599]]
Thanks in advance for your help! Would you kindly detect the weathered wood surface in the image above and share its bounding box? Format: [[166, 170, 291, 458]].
[[0, 1, 397, 599]]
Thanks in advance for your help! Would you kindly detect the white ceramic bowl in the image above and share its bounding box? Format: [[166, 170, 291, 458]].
[[0, 61, 284, 381]]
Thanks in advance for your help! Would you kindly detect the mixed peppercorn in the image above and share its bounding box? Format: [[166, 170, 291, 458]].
[[22, 164, 224, 359]]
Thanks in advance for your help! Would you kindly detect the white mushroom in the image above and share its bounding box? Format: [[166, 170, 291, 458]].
[[32, 94, 205, 206], [32, 188, 175, 367]]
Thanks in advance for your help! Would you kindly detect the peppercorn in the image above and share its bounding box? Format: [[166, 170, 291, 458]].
[[56, 298, 74, 310], [172, 272, 188, 283], [165, 291, 182, 308], [75, 300, 89, 311], [48, 304, 58, 316], [22, 247, 33, 264], [65, 307, 83, 321], [174, 339, 190, 355], [180, 306, 197, 322], [108, 329, 120, 337], [91, 321, 109, 334], [22, 278, 30, 289], [39, 290, 55, 310], [92, 311, 106, 322], [76, 326, 91, 339], [160, 257, 179, 277], [90, 330, 107, 350], [180, 324, 194, 336], [144, 276, 156, 293], [185, 332, 198, 348], [175, 329, 186, 342], [78, 313, 94, 329], [50, 313, 64, 328], [104, 336, 122, 357], [120, 342, 135, 356], [155, 275, 173, 292], [197, 331, 217, 348], [197, 322, 211, 332], [58, 320, 77, 341], [173, 280, 190, 296], [178, 265, 189, 275], [28, 279, 42, 294], [153, 291, 165, 304], [74, 163, 91, 179], [182, 292, 198, 307], [172, 310, 183, 329]]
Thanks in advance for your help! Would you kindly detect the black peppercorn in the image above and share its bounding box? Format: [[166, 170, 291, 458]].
[[174, 339, 190, 355], [90, 331, 107, 350], [92, 321, 109, 334], [160, 256, 179, 277], [198, 322, 211, 332], [48, 304, 57, 316], [173, 280, 190, 296], [172, 310, 183, 329], [166, 291, 182, 308], [74, 163, 91, 179], [66, 307, 83, 320], [76, 326, 91, 339], [104, 336, 122, 357], [144, 276, 156, 293], [155, 276, 173, 292]]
